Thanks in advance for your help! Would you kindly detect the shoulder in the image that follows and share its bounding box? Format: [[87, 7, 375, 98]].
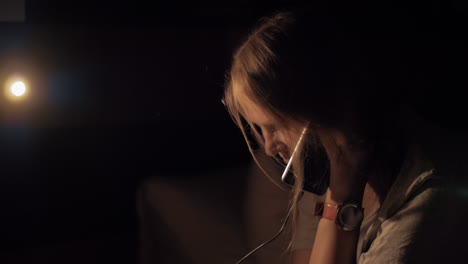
[[360, 139, 468, 263], [359, 171, 440, 263]]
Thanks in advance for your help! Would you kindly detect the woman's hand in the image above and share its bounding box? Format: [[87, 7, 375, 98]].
[[308, 126, 376, 264], [316, 126, 375, 203]]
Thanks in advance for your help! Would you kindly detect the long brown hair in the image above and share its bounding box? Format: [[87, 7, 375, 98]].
[[223, 9, 408, 251]]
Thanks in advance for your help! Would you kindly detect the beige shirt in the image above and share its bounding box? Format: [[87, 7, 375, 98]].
[[292, 144, 438, 263]]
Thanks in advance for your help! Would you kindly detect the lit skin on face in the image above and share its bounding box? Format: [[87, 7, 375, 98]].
[[242, 102, 303, 164]]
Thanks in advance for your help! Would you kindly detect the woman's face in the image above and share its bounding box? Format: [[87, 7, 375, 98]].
[[242, 100, 305, 164]]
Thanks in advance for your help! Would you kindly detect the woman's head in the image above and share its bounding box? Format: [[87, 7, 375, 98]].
[[223, 11, 310, 165], [224, 9, 405, 166]]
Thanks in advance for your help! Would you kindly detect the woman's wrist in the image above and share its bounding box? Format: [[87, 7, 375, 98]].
[[319, 190, 365, 232], [326, 185, 365, 205]]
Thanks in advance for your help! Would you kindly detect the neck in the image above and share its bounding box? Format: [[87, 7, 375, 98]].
[[367, 136, 409, 205]]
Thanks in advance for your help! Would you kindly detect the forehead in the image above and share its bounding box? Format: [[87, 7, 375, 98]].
[[240, 97, 276, 126]]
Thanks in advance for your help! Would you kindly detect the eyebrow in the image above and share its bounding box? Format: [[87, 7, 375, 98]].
[[264, 124, 276, 130]]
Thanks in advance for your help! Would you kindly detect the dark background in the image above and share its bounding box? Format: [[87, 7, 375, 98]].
[[0, 1, 467, 263]]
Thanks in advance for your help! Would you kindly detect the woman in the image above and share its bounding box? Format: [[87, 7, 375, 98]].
[[222, 7, 460, 264]]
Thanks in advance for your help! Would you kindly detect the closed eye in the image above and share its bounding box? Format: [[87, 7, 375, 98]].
[[252, 123, 277, 137], [264, 124, 277, 134]]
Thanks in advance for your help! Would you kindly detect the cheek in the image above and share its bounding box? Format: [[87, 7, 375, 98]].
[[281, 130, 308, 155]]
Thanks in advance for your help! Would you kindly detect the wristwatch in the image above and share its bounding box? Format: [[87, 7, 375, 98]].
[[315, 202, 364, 231]]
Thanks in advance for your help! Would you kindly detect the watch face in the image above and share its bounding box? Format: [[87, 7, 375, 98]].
[[337, 203, 364, 231]]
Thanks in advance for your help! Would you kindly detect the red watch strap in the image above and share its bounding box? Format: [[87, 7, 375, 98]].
[[322, 203, 339, 222]]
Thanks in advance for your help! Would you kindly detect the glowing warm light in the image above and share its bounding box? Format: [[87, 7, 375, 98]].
[[10, 81, 26, 97], [4, 76, 29, 102]]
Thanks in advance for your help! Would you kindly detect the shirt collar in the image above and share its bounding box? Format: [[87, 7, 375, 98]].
[[377, 143, 436, 220]]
